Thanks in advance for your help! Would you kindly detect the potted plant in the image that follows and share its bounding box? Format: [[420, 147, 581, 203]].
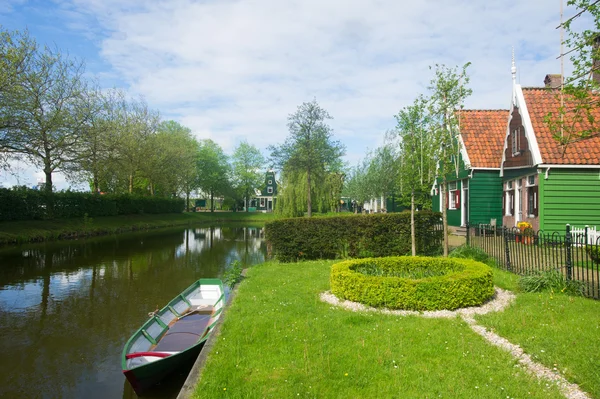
[[517, 221, 533, 244]]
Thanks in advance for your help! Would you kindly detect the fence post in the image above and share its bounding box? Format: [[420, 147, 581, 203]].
[[503, 227, 511, 271], [585, 225, 589, 246], [466, 222, 470, 246], [565, 224, 573, 281]]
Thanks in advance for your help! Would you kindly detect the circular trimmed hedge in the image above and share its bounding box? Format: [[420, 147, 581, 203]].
[[330, 256, 494, 311]]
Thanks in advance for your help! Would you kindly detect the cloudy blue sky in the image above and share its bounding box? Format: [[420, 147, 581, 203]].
[[0, 0, 588, 189]]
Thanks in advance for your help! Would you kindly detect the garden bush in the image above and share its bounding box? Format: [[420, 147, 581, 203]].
[[330, 256, 494, 311], [0, 187, 184, 221], [265, 211, 442, 262]]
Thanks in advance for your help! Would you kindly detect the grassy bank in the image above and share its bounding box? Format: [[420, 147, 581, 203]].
[[191, 260, 599, 398], [0, 211, 277, 245]]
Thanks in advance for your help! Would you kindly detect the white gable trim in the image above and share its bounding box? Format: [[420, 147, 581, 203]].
[[500, 85, 543, 177], [515, 85, 542, 165], [458, 133, 471, 169]]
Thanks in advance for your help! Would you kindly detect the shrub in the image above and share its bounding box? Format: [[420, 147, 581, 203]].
[[449, 245, 497, 267], [0, 187, 184, 221], [265, 211, 442, 262], [519, 270, 584, 296], [330, 256, 494, 311]]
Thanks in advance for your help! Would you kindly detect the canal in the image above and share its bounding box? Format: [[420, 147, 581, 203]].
[[0, 224, 267, 399]]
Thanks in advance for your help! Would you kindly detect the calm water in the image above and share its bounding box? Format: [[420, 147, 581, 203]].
[[0, 225, 267, 399]]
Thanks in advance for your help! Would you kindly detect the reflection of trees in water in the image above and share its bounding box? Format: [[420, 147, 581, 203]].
[[0, 225, 266, 399]]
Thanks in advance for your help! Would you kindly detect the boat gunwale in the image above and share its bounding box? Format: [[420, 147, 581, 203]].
[[121, 278, 224, 371]]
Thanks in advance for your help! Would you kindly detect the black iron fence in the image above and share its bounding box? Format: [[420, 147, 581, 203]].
[[466, 223, 600, 299]]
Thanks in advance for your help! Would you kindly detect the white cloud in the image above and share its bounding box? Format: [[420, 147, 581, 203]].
[[4, 0, 591, 187]]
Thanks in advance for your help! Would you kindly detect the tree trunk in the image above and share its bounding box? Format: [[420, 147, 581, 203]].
[[411, 190, 416, 256], [306, 168, 312, 217], [129, 173, 133, 193], [210, 190, 214, 212], [44, 168, 53, 193], [186, 191, 190, 211], [442, 182, 449, 257]]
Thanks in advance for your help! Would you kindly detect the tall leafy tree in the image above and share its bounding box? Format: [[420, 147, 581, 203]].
[[231, 141, 264, 212], [428, 63, 472, 256], [545, 0, 600, 152], [115, 97, 160, 194], [145, 120, 199, 199], [0, 38, 87, 192], [269, 99, 345, 217], [67, 87, 125, 193], [396, 96, 433, 256], [197, 139, 231, 212]]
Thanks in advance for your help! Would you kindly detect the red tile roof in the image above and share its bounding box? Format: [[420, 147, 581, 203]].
[[522, 88, 600, 165], [459, 110, 508, 168]]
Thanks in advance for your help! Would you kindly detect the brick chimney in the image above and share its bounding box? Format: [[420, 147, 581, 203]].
[[544, 74, 562, 88]]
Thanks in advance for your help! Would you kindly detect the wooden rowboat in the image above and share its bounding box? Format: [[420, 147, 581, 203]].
[[122, 278, 224, 395]]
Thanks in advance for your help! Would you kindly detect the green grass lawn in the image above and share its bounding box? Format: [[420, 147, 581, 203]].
[[192, 260, 575, 399], [476, 292, 600, 398], [0, 211, 277, 245]]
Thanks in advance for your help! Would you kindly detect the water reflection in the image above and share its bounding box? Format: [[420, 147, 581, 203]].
[[0, 225, 266, 399]]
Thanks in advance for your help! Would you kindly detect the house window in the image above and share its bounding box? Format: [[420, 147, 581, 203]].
[[505, 191, 514, 216], [527, 187, 538, 217], [268, 179, 272, 184], [526, 175, 535, 186], [448, 182, 459, 210], [511, 128, 521, 156], [260, 198, 265, 208], [504, 180, 515, 216], [267, 187, 273, 194]]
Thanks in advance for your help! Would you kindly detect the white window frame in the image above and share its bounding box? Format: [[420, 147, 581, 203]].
[[260, 198, 265, 207], [267, 187, 273, 194], [448, 182, 458, 210], [268, 179, 272, 184], [512, 128, 521, 156], [526, 175, 535, 186], [506, 181, 513, 190]]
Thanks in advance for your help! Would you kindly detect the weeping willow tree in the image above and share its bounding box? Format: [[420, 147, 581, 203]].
[[269, 99, 345, 217], [275, 168, 345, 217]]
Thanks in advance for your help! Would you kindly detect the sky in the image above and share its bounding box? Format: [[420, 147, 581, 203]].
[[0, 0, 589, 190]]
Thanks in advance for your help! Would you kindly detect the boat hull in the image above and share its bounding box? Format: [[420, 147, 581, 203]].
[[124, 341, 205, 395], [121, 278, 224, 396]]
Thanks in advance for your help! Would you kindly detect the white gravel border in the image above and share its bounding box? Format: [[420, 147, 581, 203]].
[[320, 288, 590, 399]]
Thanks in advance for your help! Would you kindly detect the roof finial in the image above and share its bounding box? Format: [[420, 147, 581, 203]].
[[511, 47, 517, 84]]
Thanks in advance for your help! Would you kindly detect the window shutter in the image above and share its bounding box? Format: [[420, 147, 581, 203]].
[[533, 186, 538, 217], [455, 191, 460, 209]]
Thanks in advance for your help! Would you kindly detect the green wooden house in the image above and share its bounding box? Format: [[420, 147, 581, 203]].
[[499, 71, 600, 232], [249, 170, 278, 212], [432, 109, 507, 228]]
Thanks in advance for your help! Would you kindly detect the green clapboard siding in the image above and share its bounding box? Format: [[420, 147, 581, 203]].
[[469, 170, 503, 225], [541, 169, 600, 232]]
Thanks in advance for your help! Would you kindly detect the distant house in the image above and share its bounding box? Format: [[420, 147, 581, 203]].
[[500, 71, 600, 231], [249, 170, 278, 212], [432, 109, 507, 227]]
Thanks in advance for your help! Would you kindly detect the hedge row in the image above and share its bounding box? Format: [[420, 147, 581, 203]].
[[330, 256, 494, 311], [0, 188, 185, 221], [265, 211, 443, 262]]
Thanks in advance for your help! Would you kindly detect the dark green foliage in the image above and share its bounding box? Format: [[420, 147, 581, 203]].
[[519, 270, 584, 296], [223, 260, 244, 289], [585, 245, 600, 264], [330, 256, 494, 311], [449, 245, 497, 266], [0, 187, 184, 221], [265, 211, 442, 262]]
